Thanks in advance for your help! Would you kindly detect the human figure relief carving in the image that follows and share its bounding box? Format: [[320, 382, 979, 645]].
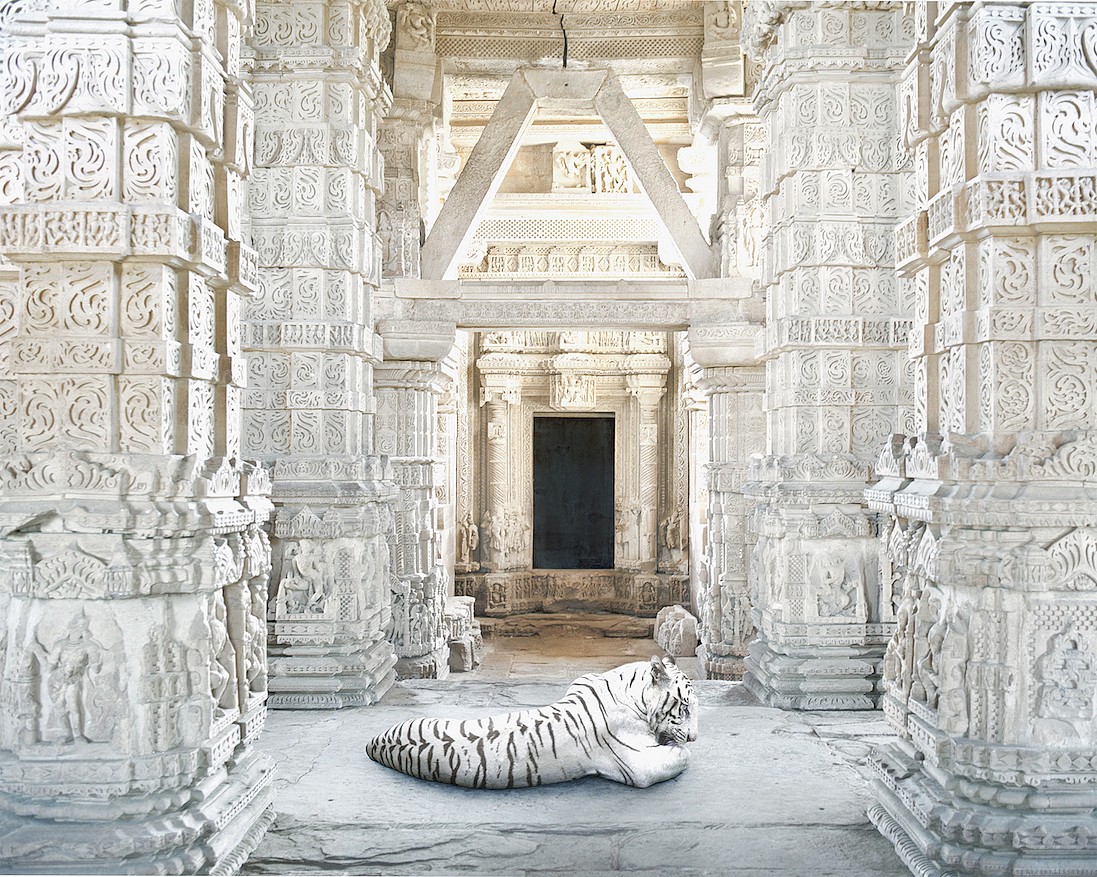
[[911, 591, 941, 706], [883, 572, 917, 701], [456, 512, 479, 571], [397, 2, 433, 50], [245, 581, 268, 698], [721, 576, 755, 648], [551, 372, 596, 410], [615, 504, 640, 570], [40, 613, 121, 745], [368, 657, 696, 789], [936, 607, 970, 735], [552, 141, 591, 192], [278, 545, 332, 615], [209, 591, 237, 714], [590, 144, 632, 194]]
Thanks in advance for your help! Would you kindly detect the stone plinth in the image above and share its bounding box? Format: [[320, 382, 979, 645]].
[[456, 570, 689, 619]]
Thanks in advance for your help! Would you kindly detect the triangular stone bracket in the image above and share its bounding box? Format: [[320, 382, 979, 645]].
[[420, 67, 717, 282]]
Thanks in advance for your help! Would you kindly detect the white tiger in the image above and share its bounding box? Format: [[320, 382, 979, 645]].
[[366, 656, 698, 789]]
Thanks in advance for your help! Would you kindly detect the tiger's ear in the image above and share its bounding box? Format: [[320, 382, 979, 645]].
[[650, 655, 670, 684]]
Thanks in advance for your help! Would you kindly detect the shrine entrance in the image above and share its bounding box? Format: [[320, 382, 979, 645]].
[[454, 329, 692, 619], [533, 415, 615, 570]]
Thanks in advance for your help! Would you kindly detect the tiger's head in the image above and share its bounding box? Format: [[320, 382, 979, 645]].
[[647, 655, 698, 745]]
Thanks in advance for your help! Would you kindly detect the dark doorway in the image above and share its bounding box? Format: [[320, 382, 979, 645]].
[[533, 416, 615, 569]]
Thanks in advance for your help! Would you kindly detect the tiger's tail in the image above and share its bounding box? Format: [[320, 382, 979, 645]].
[[366, 717, 472, 785]]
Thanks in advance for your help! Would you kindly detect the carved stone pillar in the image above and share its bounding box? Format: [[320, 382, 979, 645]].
[[626, 372, 667, 573], [742, 1, 914, 709], [379, 106, 427, 279], [0, 1, 275, 870], [376, 321, 454, 679], [479, 376, 523, 572], [691, 2, 768, 676], [657, 335, 690, 578], [244, 0, 396, 709], [869, 3, 1097, 873], [693, 356, 765, 681], [378, 2, 438, 279]]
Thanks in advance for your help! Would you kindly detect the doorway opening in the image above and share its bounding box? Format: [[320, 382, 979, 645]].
[[533, 415, 615, 569]]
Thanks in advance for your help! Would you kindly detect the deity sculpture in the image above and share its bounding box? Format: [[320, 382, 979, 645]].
[[457, 512, 479, 569], [46, 613, 103, 744]]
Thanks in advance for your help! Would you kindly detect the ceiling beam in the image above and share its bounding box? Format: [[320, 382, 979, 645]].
[[420, 66, 717, 282], [593, 69, 716, 281], [419, 70, 538, 282]]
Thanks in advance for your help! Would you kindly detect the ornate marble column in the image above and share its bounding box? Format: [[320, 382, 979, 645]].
[[742, 0, 915, 709], [243, 0, 397, 708], [691, 342, 765, 680], [690, 6, 769, 678], [378, 1, 438, 279], [869, 3, 1097, 873], [0, 13, 16, 455], [0, 1, 274, 870], [376, 321, 454, 679], [626, 373, 667, 574], [478, 374, 524, 572]]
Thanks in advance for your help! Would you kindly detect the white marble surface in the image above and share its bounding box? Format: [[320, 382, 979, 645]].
[[244, 649, 907, 876]]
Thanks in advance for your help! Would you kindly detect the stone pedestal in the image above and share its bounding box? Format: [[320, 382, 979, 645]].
[[444, 595, 482, 673], [244, 0, 396, 708], [0, 1, 275, 869], [742, 0, 914, 709], [869, 3, 1097, 873]]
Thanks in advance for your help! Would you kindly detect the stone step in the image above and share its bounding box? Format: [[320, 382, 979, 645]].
[[478, 612, 655, 640]]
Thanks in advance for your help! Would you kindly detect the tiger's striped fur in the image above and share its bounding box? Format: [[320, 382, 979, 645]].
[[366, 656, 697, 789]]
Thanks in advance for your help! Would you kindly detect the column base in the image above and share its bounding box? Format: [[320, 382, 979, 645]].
[[870, 740, 1097, 877], [0, 749, 274, 875], [395, 645, 451, 680], [267, 639, 396, 709], [697, 647, 748, 681], [743, 632, 883, 710]]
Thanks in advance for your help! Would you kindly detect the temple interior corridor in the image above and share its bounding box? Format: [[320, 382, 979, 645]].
[[2, 1, 1096, 874]]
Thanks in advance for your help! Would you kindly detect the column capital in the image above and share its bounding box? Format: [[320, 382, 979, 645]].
[[687, 323, 762, 368], [378, 319, 456, 362], [697, 364, 766, 396], [626, 372, 667, 405], [374, 359, 451, 395], [480, 376, 521, 407]]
